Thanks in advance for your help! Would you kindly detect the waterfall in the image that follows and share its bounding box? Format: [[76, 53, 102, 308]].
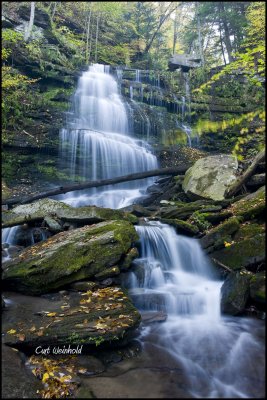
[[125, 221, 265, 398], [58, 64, 158, 208]]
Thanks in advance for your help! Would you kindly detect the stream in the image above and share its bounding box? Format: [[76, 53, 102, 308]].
[[2, 64, 265, 398]]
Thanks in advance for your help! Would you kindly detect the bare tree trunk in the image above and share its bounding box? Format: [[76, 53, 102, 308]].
[[226, 149, 265, 198], [219, 2, 233, 63], [95, 13, 100, 63], [172, 9, 178, 55], [85, 3, 92, 64], [219, 22, 227, 65], [24, 2, 35, 42], [196, 2, 205, 66]]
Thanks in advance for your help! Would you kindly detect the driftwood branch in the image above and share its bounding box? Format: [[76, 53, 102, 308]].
[[226, 149, 265, 198], [211, 257, 232, 274], [3, 166, 191, 207]]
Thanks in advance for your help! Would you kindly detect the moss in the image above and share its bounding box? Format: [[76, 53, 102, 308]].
[[234, 222, 265, 241], [160, 218, 199, 235], [200, 216, 241, 249], [231, 186, 265, 220], [3, 221, 138, 294], [210, 233, 265, 271]]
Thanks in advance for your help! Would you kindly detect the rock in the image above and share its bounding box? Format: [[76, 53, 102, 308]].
[[2, 296, 5, 308], [200, 217, 241, 250], [146, 184, 163, 194], [182, 154, 238, 201], [159, 218, 199, 236], [44, 216, 63, 232], [159, 199, 219, 220], [246, 173, 265, 187], [210, 233, 265, 271], [128, 288, 168, 312], [231, 186, 265, 220], [119, 247, 139, 271], [69, 281, 97, 292], [141, 311, 167, 323], [2, 199, 138, 228], [249, 272, 265, 305], [1, 344, 43, 398], [3, 220, 138, 295], [95, 266, 120, 281], [3, 287, 141, 351], [220, 270, 252, 315], [99, 278, 113, 287]]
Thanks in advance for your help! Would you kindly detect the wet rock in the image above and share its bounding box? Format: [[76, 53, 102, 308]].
[[249, 271, 265, 305], [69, 281, 97, 292], [3, 287, 141, 351], [119, 247, 139, 271], [129, 288, 168, 312], [141, 311, 167, 323], [99, 278, 113, 287], [159, 218, 199, 236], [200, 217, 241, 250], [94, 266, 120, 281], [220, 270, 252, 315], [182, 154, 238, 201], [44, 216, 63, 232], [3, 220, 138, 295], [1, 344, 43, 398]]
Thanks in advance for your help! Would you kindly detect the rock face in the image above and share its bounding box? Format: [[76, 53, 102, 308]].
[[182, 154, 238, 201], [220, 270, 252, 315], [3, 220, 138, 295]]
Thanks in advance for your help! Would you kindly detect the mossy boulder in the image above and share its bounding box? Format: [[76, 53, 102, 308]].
[[3, 287, 141, 351], [182, 154, 238, 201], [2, 220, 138, 295], [249, 272, 266, 305], [200, 217, 241, 250], [2, 198, 137, 228], [231, 186, 265, 221], [210, 233, 265, 271], [220, 270, 252, 315], [159, 218, 199, 236]]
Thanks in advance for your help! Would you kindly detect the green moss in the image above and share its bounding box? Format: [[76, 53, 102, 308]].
[[3, 221, 138, 294], [231, 186, 265, 220]]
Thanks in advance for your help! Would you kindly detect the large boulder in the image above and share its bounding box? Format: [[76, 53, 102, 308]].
[[182, 154, 238, 201], [2, 220, 138, 295], [220, 270, 252, 315], [2, 198, 137, 229]]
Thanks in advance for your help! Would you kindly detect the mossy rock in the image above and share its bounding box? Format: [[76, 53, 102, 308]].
[[159, 218, 199, 236], [2, 198, 137, 228], [231, 186, 265, 221], [3, 220, 139, 295], [210, 233, 265, 271], [200, 216, 241, 250], [249, 271, 266, 304], [233, 222, 265, 241], [2, 181, 12, 201], [221, 270, 252, 315], [3, 287, 141, 351], [119, 247, 139, 271]]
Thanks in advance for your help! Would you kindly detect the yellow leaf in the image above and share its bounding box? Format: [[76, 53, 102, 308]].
[[29, 326, 36, 332], [7, 329, 17, 334], [46, 312, 57, 317], [42, 372, 50, 382]]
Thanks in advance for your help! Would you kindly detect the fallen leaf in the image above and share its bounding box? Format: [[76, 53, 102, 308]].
[[18, 333, 26, 341], [7, 329, 17, 335], [47, 312, 57, 317]]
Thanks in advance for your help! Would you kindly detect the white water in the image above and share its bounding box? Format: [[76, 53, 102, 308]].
[[127, 221, 265, 398], [58, 64, 158, 208]]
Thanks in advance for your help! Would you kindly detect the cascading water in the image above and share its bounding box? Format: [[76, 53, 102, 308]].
[[124, 221, 265, 398], [58, 64, 158, 208]]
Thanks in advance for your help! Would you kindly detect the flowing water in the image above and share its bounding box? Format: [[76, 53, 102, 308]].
[[57, 64, 158, 208], [122, 221, 265, 398]]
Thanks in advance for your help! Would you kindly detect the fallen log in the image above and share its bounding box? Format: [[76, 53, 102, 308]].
[[2, 166, 191, 207], [226, 149, 265, 198]]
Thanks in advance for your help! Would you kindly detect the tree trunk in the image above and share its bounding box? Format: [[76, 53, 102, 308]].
[[196, 2, 205, 66], [51, 2, 58, 22], [85, 4, 92, 64], [95, 14, 100, 63], [2, 166, 191, 207], [219, 2, 233, 63], [24, 2, 35, 42], [226, 149, 265, 198], [219, 22, 227, 65]]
